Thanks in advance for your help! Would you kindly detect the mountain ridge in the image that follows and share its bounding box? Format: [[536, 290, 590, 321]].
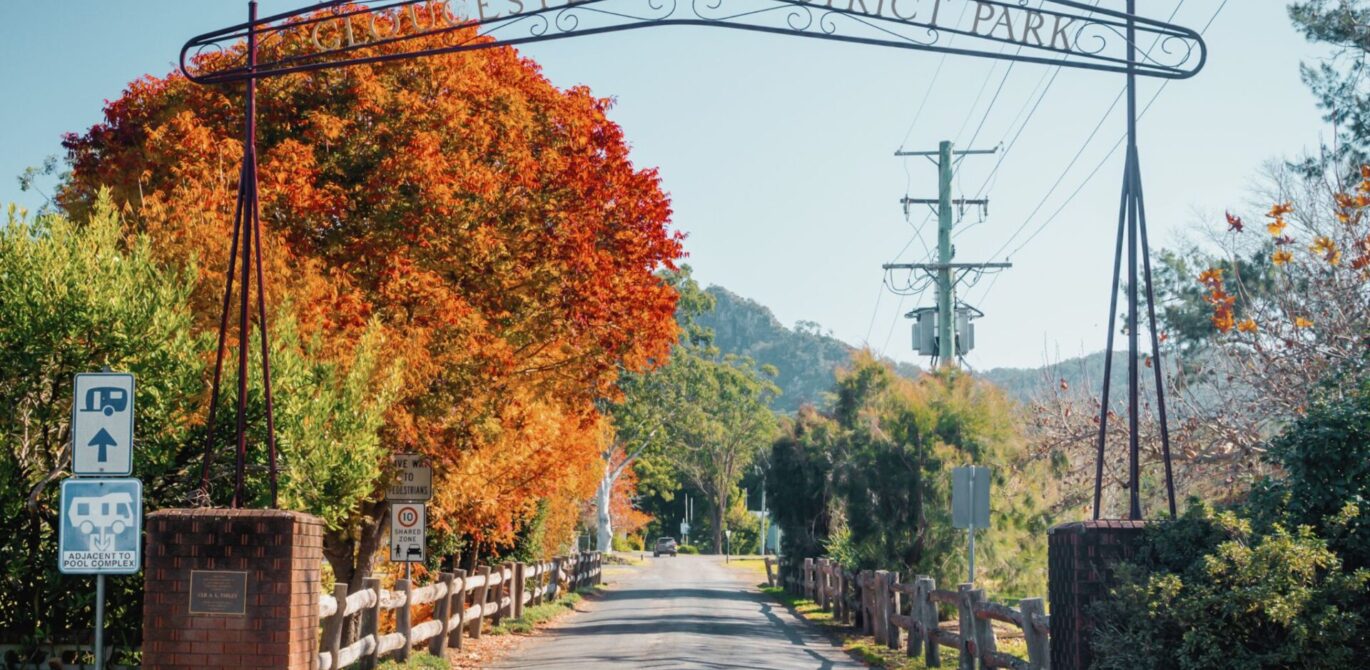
[[697, 284, 1129, 410]]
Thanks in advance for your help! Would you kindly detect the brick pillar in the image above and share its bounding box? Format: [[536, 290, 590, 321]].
[[142, 508, 324, 669], [1048, 520, 1148, 670]]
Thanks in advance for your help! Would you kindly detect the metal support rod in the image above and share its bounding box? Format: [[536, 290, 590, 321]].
[[1125, 0, 1142, 522], [231, 0, 258, 509], [1093, 2, 1173, 520], [202, 0, 280, 507], [1134, 150, 1178, 517], [1093, 146, 1132, 520], [197, 162, 248, 497], [966, 474, 976, 584], [967, 529, 975, 584], [94, 574, 105, 669], [250, 142, 280, 508]]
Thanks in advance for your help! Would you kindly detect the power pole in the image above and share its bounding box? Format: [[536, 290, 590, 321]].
[[886, 141, 1009, 366]]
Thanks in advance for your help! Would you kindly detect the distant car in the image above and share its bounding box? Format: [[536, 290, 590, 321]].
[[653, 537, 678, 557]]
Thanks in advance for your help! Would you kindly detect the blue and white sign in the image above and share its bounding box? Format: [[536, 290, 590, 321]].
[[72, 373, 135, 476], [59, 478, 142, 574]]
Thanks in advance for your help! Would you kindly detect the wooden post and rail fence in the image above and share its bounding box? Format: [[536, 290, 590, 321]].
[[316, 552, 602, 670], [769, 556, 1050, 670]]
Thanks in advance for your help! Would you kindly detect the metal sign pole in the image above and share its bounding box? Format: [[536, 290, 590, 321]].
[[967, 476, 975, 584], [94, 574, 105, 669]]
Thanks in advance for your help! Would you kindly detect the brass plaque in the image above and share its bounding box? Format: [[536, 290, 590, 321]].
[[189, 570, 248, 616]]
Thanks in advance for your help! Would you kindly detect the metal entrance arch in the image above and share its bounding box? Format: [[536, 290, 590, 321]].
[[183, 0, 1203, 519]]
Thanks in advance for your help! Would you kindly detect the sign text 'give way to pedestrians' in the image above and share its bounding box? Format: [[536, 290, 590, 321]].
[[387, 453, 432, 502]]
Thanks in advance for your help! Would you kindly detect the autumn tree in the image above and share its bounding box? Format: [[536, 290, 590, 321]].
[[58, 6, 682, 588]]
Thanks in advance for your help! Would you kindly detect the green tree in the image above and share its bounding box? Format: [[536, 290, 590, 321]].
[[667, 353, 780, 554], [1289, 0, 1370, 169], [598, 268, 713, 550], [0, 195, 405, 651], [0, 196, 203, 650], [769, 354, 1053, 595]]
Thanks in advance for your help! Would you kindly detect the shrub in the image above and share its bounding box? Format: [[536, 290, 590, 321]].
[[1092, 503, 1370, 669], [677, 544, 700, 555]]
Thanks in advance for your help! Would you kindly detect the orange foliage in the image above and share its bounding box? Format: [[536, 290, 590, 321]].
[[610, 467, 653, 539], [59, 9, 683, 552]]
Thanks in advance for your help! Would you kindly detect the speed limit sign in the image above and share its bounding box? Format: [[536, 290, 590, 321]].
[[390, 503, 426, 562]]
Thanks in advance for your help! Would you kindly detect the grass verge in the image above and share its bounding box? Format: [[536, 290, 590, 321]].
[[378, 651, 451, 669], [489, 591, 585, 635]]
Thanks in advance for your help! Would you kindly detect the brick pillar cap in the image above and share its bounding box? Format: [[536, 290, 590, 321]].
[[1048, 519, 1150, 535], [147, 507, 323, 526]]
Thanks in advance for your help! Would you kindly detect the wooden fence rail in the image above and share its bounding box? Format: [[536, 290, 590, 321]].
[[795, 557, 1050, 670], [316, 551, 602, 670]]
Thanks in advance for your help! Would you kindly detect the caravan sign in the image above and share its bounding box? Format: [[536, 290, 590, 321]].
[[72, 373, 135, 476], [59, 478, 142, 574]]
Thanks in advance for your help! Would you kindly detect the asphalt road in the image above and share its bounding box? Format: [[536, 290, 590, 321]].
[[492, 555, 864, 669]]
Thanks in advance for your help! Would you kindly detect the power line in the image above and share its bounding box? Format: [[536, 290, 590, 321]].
[[977, 0, 1191, 263], [969, 0, 1230, 308]]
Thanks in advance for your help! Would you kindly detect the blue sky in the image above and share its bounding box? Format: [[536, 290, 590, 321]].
[[0, 1, 1333, 370]]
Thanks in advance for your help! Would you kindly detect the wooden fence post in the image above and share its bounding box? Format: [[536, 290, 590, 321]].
[[887, 572, 902, 650], [514, 563, 526, 619], [1020, 597, 1049, 670], [970, 589, 997, 666], [872, 570, 888, 645], [396, 578, 413, 662], [323, 583, 347, 670], [816, 559, 828, 611], [860, 571, 873, 635], [428, 573, 454, 657], [907, 577, 923, 659], [498, 562, 514, 624], [803, 558, 814, 599], [920, 577, 940, 668], [530, 562, 542, 606], [471, 566, 491, 639], [956, 584, 974, 670], [360, 577, 382, 670], [449, 569, 467, 650], [550, 556, 562, 600], [835, 569, 846, 623]]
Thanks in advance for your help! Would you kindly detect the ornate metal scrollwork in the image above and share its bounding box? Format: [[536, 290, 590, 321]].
[[181, 0, 1206, 84]]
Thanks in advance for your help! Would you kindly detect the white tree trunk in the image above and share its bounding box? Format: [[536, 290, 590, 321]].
[[596, 469, 614, 552]]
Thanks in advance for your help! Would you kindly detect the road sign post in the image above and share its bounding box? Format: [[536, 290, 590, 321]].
[[60, 476, 144, 668], [953, 466, 991, 583], [72, 373, 135, 476]]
